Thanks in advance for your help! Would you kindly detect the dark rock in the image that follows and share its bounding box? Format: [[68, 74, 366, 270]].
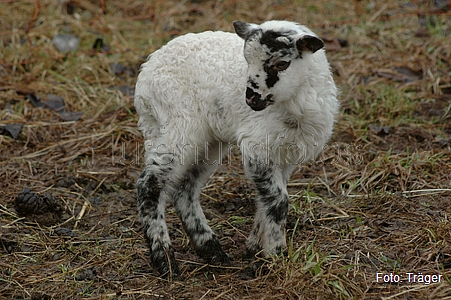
[[14, 188, 64, 226], [52, 227, 77, 238], [0, 123, 23, 140]]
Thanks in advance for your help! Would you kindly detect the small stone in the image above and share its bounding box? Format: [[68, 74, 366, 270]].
[[59, 111, 83, 121], [43, 94, 65, 112], [53, 227, 77, 238], [0, 123, 23, 140], [52, 34, 80, 52]]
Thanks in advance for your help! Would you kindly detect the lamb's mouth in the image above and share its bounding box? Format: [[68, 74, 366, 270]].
[[245, 89, 274, 111], [246, 98, 273, 111]]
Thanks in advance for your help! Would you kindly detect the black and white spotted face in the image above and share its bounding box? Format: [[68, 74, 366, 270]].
[[233, 20, 325, 111]]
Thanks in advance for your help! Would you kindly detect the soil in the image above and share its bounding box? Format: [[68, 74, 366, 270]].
[[1, 0, 450, 299]]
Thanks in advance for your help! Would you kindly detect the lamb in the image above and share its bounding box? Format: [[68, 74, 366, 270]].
[[134, 20, 339, 277]]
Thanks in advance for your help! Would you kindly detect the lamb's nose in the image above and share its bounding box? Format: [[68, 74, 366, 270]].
[[245, 87, 260, 104]]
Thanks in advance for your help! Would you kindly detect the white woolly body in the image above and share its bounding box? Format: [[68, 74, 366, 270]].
[[135, 29, 338, 167], [135, 20, 339, 276]]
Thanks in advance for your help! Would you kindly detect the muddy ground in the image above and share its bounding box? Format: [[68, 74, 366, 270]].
[[1, 0, 451, 299]]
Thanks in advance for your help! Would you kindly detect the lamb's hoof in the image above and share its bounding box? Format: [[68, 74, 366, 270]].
[[153, 256, 181, 279], [245, 245, 287, 259], [206, 251, 231, 266], [196, 238, 230, 266], [244, 246, 261, 259], [150, 244, 181, 279], [240, 260, 266, 279], [158, 264, 181, 279], [151, 257, 181, 279]]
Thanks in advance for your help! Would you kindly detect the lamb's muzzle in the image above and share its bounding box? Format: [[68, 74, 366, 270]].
[[245, 87, 274, 111]]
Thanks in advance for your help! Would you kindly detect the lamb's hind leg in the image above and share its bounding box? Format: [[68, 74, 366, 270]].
[[172, 163, 230, 265], [137, 167, 180, 277], [245, 161, 290, 256]]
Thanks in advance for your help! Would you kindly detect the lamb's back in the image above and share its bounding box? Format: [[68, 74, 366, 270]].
[[137, 31, 246, 108], [134, 31, 248, 142]]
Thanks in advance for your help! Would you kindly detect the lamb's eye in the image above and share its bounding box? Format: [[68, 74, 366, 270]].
[[274, 61, 290, 71]]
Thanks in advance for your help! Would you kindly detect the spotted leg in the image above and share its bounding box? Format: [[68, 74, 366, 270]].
[[245, 161, 293, 256], [171, 154, 230, 265], [137, 167, 180, 277]]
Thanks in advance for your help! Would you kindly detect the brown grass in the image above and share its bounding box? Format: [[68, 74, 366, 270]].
[[1, 0, 451, 299]]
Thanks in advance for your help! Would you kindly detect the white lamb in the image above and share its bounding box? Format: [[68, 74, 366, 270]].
[[134, 20, 339, 277]]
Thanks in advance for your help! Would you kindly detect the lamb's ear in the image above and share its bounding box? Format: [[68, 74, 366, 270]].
[[295, 35, 324, 53], [233, 20, 259, 40]]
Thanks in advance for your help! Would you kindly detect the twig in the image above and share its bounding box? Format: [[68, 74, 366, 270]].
[[199, 289, 211, 300], [381, 284, 432, 300], [9, 130, 114, 160], [77, 170, 117, 175], [2, 217, 26, 229], [212, 288, 234, 300], [26, 0, 39, 44], [74, 197, 91, 229], [401, 188, 451, 198], [200, 192, 220, 203], [71, 178, 105, 229], [101, 290, 165, 298], [100, 0, 105, 14], [287, 182, 321, 187], [367, 3, 389, 24], [0, 203, 18, 219], [89, 177, 106, 196]]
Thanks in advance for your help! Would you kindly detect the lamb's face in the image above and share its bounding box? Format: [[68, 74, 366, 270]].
[[233, 20, 324, 111]]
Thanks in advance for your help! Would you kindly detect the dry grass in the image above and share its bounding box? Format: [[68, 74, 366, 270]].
[[1, 0, 451, 299]]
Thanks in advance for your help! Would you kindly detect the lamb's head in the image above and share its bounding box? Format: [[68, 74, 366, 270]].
[[233, 20, 325, 111]]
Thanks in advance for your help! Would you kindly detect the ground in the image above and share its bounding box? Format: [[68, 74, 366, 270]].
[[1, 0, 451, 299]]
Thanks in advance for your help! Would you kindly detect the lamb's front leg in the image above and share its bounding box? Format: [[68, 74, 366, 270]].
[[245, 161, 290, 256], [137, 168, 180, 277]]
